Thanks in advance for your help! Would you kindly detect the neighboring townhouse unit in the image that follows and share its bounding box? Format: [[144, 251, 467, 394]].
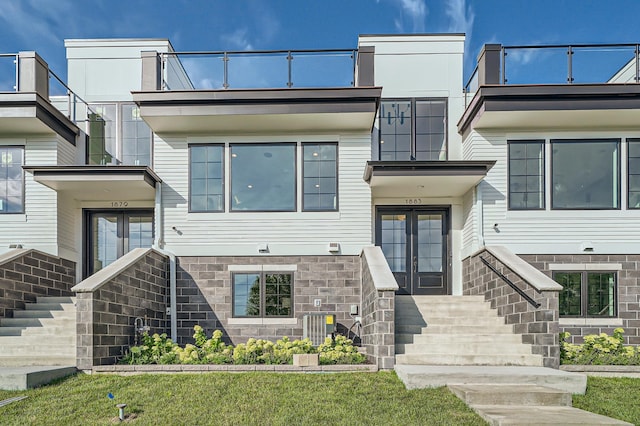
[[1, 34, 639, 372]]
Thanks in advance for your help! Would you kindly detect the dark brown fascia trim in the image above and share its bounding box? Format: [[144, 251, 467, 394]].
[[132, 86, 382, 105], [363, 160, 496, 183], [0, 93, 79, 145], [458, 84, 640, 136], [23, 165, 162, 186]]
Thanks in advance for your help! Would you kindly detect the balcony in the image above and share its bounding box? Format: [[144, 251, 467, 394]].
[[459, 43, 640, 135], [132, 48, 380, 134]]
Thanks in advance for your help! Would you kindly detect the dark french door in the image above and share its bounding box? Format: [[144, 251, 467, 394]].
[[376, 207, 449, 295], [84, 209, 154, 278]]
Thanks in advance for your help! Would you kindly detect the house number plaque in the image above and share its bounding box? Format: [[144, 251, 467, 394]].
[[405, 198, 422, 205], [111, 201, 129, 207]]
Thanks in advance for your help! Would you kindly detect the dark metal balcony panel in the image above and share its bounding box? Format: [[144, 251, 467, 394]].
[[459, 84, 640, 137], [0, 93, 79, 144], [132, 87, 381, 134]]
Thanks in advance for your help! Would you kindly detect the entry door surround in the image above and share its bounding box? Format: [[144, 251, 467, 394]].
[[376, 206, 450, 295]]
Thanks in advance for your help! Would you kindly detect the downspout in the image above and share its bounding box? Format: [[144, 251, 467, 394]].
[[153, 181, 177, 341], [475, 183, 485, 247]]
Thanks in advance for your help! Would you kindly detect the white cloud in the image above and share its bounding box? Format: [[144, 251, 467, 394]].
[[445, 0, 474, 36], [389, 0, 427, 32], [221, 28, 254, 51], [0, 0, 77, 45]]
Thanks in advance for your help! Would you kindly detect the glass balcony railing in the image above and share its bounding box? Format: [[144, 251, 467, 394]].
[[0, 54, 18, 92], [160, 49, 358, 90]]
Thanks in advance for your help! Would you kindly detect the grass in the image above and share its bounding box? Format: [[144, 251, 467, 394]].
[[0, 371, 486, 425], [573, 376, 640, 425]]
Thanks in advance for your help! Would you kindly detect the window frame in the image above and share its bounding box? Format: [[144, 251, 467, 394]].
[[507, 140, 545, 211], [554, 270, 617, 319], [550, 138, 621, 210], [229, 142, 297, 213], [231, 271, 294, 318], [627, 138, 640, 209], [302, 142, 338, 212], [0, 145, 24, 215], [378, 97, 448, 161], [188, 143, 225, 213]]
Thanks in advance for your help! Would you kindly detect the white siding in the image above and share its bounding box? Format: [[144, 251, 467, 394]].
[[0, 138, 59, 256], [462, 187, 477, 257], [469, 129, 640, 254], [156, 133, 372, 256], [56, 136, 77, 165]]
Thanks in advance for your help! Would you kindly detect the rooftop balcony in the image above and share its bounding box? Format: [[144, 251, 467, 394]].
[[133, 47, 380, 134], [459, 43, 640, 136]]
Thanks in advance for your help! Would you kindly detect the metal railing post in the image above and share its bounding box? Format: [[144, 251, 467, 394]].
[[14, 54, 19, 91], [287, 51, 292, 88], [351, 49, 357, 87], [636, 44, 640, 83], [223, 52, 229, 89], [567, 46, 574, 83]]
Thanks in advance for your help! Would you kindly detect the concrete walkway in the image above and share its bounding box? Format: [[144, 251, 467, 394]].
[[0, 366, 76, 390]]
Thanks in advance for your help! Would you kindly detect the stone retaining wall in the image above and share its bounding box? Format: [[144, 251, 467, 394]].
[[74, 249, 168, 370], [0, 249, 75, 318], [463, 248, 561, 368]]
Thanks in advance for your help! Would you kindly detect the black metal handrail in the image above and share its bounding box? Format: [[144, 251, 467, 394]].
[[479, 256, 541, 308]]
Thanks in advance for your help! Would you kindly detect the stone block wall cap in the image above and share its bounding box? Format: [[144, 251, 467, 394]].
[[72, 247, 167, 293], [0, 248, 70, 267], [361, 246, 399, 291], [482, 246, 563, 292]]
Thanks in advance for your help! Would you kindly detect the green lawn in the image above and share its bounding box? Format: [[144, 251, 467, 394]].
[[573, 376, 640, 425], [0, 372, 486, 425]]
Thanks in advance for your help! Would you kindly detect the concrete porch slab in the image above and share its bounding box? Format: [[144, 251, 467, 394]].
[[0, 366, 77, 390], [395, 365, 587, 394]]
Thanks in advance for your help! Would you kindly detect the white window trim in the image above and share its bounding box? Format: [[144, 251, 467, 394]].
[[549, 263, 622, 271]]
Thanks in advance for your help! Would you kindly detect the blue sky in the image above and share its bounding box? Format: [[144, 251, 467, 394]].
[[2, 0, 640, 84]]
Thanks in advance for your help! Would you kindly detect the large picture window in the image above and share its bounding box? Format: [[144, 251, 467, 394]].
[[0, 146, 24, 214], [230, 143, 296, 211], [379, 98, 447, 161], [554, 271, 616, 318], [551, 139, 620, 209], [302, 143, 337, 211], [508, 140, 544, 210], [233, 272, 293, 318], [189, 144, 224, 212]]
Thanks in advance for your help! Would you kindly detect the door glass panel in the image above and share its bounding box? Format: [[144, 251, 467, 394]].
[[92, 214, 119, 273], [128, 215, 154, 251], [417, 214, 442, 273], [380, 214, 407, 272]]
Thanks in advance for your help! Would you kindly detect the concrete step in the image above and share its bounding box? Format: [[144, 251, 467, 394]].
[[404, 324, 514, 334], [0, 345, 75, 357], [396, 295, 486, 304], [448, 384, 572, 407], [0, 335, 76, 345], [395, 353, 543, 366], [396, 342, 534, 355], [396, 333, 524, 345], [25, 303, 75, 311], [394, 365, 588, 394], [470, 405, 632, 425], [0, 326, 75, 336], [0, 356, 77, 367], [36, 296, 76, 304], [0, 366, 77, 390], [13, 310, 76, 319], [396, 304, 496, 314], [0, 318, 75, 327], [397, 316, 506, 326]]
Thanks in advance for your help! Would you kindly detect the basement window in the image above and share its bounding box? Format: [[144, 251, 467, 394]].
[[554, 271, 616, 318], [232, 272, 293, 318]]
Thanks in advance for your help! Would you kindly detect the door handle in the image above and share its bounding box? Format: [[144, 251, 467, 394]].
[[413, 256, 418, 273]]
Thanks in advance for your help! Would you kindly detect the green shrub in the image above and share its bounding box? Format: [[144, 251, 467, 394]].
[[560, 328, 640, 365], [121, 326, 367, 365], [317, 334, 367, 365]]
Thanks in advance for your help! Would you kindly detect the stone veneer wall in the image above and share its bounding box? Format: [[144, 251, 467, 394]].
[[464, 248, 560, 368], [75, 249, 168, 370], [520, 254, 640, 345], [360, 247, 396, 370], [175, 256, 361, 346], [0, 249, 75, 318]]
